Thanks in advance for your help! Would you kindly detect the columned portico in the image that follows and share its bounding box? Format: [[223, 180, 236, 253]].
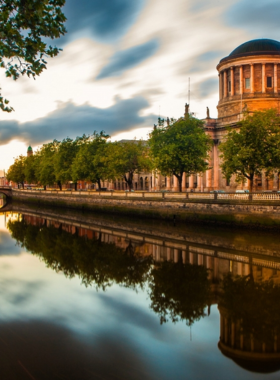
[[262, 63, 266, 93], [250, 64, 254, 93], [274, 63, 278, 93]]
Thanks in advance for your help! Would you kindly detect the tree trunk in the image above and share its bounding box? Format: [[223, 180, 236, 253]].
[[249, 175, 254, 192], [74, 182, 77, 191], [18, 183, 20, 189], [97, 179, 101, 190], [124, 173, 133, 191], [57, 181, 62, 191], [178, 174, 182, 192], [44, 185, 46, 190]]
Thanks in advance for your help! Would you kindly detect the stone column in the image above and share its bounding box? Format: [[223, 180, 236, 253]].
[[213, 139, 219, 189], [239, 65, 243, 95], [262, 171, 267, 191], [230, 67, 234, 96], [274, 63, 278, 94], [206, 169, 212, 190], [250, 64, 254, 93], [173, 175, 179, 192], [273, 172, 279, 190], [166, 176, 171, 190], [182, 172, 186, 191], [223, 70, 228, 97], [262, 63, 266, 93], [155, 173, 161, 191], [219, 72, 223, 100], [188, 175, 193, 191], [152, 171, 155, 191], [197, 175, 201, 191]]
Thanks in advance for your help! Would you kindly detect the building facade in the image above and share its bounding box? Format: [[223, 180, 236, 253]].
[[100, 39, 280, 192]]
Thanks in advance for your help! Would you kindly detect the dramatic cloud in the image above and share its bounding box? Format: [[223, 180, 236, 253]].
[[96, 39, 159, 79], [226, 0, 280, 36], [198, 77, 219, 98], [62, 0, 145, 44], [0, 97, 155, 146]]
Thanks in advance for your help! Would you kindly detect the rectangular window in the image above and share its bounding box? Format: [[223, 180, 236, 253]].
[[245, 78, 250, 89], [267, 76, 272, 88], [228, 81, 231, 93]]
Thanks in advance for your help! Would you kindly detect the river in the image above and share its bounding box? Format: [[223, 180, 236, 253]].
[[0, 203, 280, 379]]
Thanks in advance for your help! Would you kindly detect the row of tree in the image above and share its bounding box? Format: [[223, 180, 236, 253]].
[[7, 109, 280, 191], [7, 117, 213, 191]]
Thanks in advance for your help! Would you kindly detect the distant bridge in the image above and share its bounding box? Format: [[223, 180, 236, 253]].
[[0, 187, 12, 204]]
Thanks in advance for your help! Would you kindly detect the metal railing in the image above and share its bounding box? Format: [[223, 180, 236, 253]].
[[12, 188, 280, 202]]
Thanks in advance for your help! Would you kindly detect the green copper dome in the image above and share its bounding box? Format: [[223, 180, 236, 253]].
[[219, 39, 280, 64], [27, 146, 32, 151], [230, 39, 280, 57]]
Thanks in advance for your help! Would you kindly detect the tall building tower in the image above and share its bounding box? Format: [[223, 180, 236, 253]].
[[27, 146, 33, 157]]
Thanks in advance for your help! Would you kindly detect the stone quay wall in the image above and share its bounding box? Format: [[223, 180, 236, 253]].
[[10, 189, 280, 229]]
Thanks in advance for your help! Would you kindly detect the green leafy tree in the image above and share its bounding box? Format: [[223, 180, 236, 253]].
[[149, 117, 212, 192], [71, 131, 110, 190], [106, 140, 152, 191], [219, 109, 280, 192], [24, 153, 39, 184], [36, 140, 61, 189], [0, 0, 66, 111], [6, 154, 26, 187], [54, 137, 85, 190]]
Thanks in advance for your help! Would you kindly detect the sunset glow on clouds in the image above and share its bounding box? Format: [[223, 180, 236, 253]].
[[0, 0, 280, 169]]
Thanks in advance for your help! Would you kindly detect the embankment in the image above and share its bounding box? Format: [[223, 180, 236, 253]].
[[11, 189, 280, 229]]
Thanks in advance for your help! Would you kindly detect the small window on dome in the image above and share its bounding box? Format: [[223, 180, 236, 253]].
[[267, 76, 272, 88], [245, 78, 250, 89]]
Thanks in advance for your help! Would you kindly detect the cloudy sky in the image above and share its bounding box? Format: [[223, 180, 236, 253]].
[[0, 0, 279, 170]]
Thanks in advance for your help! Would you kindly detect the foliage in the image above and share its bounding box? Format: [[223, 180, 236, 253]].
[[24, 154, 39, 184], [35, 140, 60, 188], [219, 109, 280, 191], [6, 154, 26, 187], [149, 260, 210, 326], [54, 136, 86, 190], [0, 0, 66, 111], [221, 273, 280, 344], [106, 140, 152, 191], [149, 117, 212, 191], [71, 132, 110, 190]]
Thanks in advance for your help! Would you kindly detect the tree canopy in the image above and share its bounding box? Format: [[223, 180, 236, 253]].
[[149, 117, 212, 192], [71, 131, 110, 190], [219, 109, 280, 192], [0, 0, 66, 111], [106, 140, 152, 191], [6, 154, 25, 187]]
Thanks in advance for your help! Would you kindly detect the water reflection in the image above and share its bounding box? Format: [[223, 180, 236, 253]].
[[0, 193, 6, 208], [2, 207, 280, 378]]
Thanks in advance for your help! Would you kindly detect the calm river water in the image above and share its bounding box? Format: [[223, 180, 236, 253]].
[[1, 203, 280, 379]]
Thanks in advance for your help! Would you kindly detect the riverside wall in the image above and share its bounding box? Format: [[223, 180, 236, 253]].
[[10, 189, 280, 228]]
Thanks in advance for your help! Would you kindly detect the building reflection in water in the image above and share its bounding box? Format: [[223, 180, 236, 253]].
[[4, 210, 280, 374]]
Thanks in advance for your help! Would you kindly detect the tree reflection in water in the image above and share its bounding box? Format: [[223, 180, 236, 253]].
[[7, 218, 211, 328], [150, 260, 210, 325], [7, 219, 152, 291]]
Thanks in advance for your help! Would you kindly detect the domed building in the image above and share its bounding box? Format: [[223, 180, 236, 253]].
[[103, 39, 280, 192], [202, 38, 280, 192], [217, 38, 280, 123]]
